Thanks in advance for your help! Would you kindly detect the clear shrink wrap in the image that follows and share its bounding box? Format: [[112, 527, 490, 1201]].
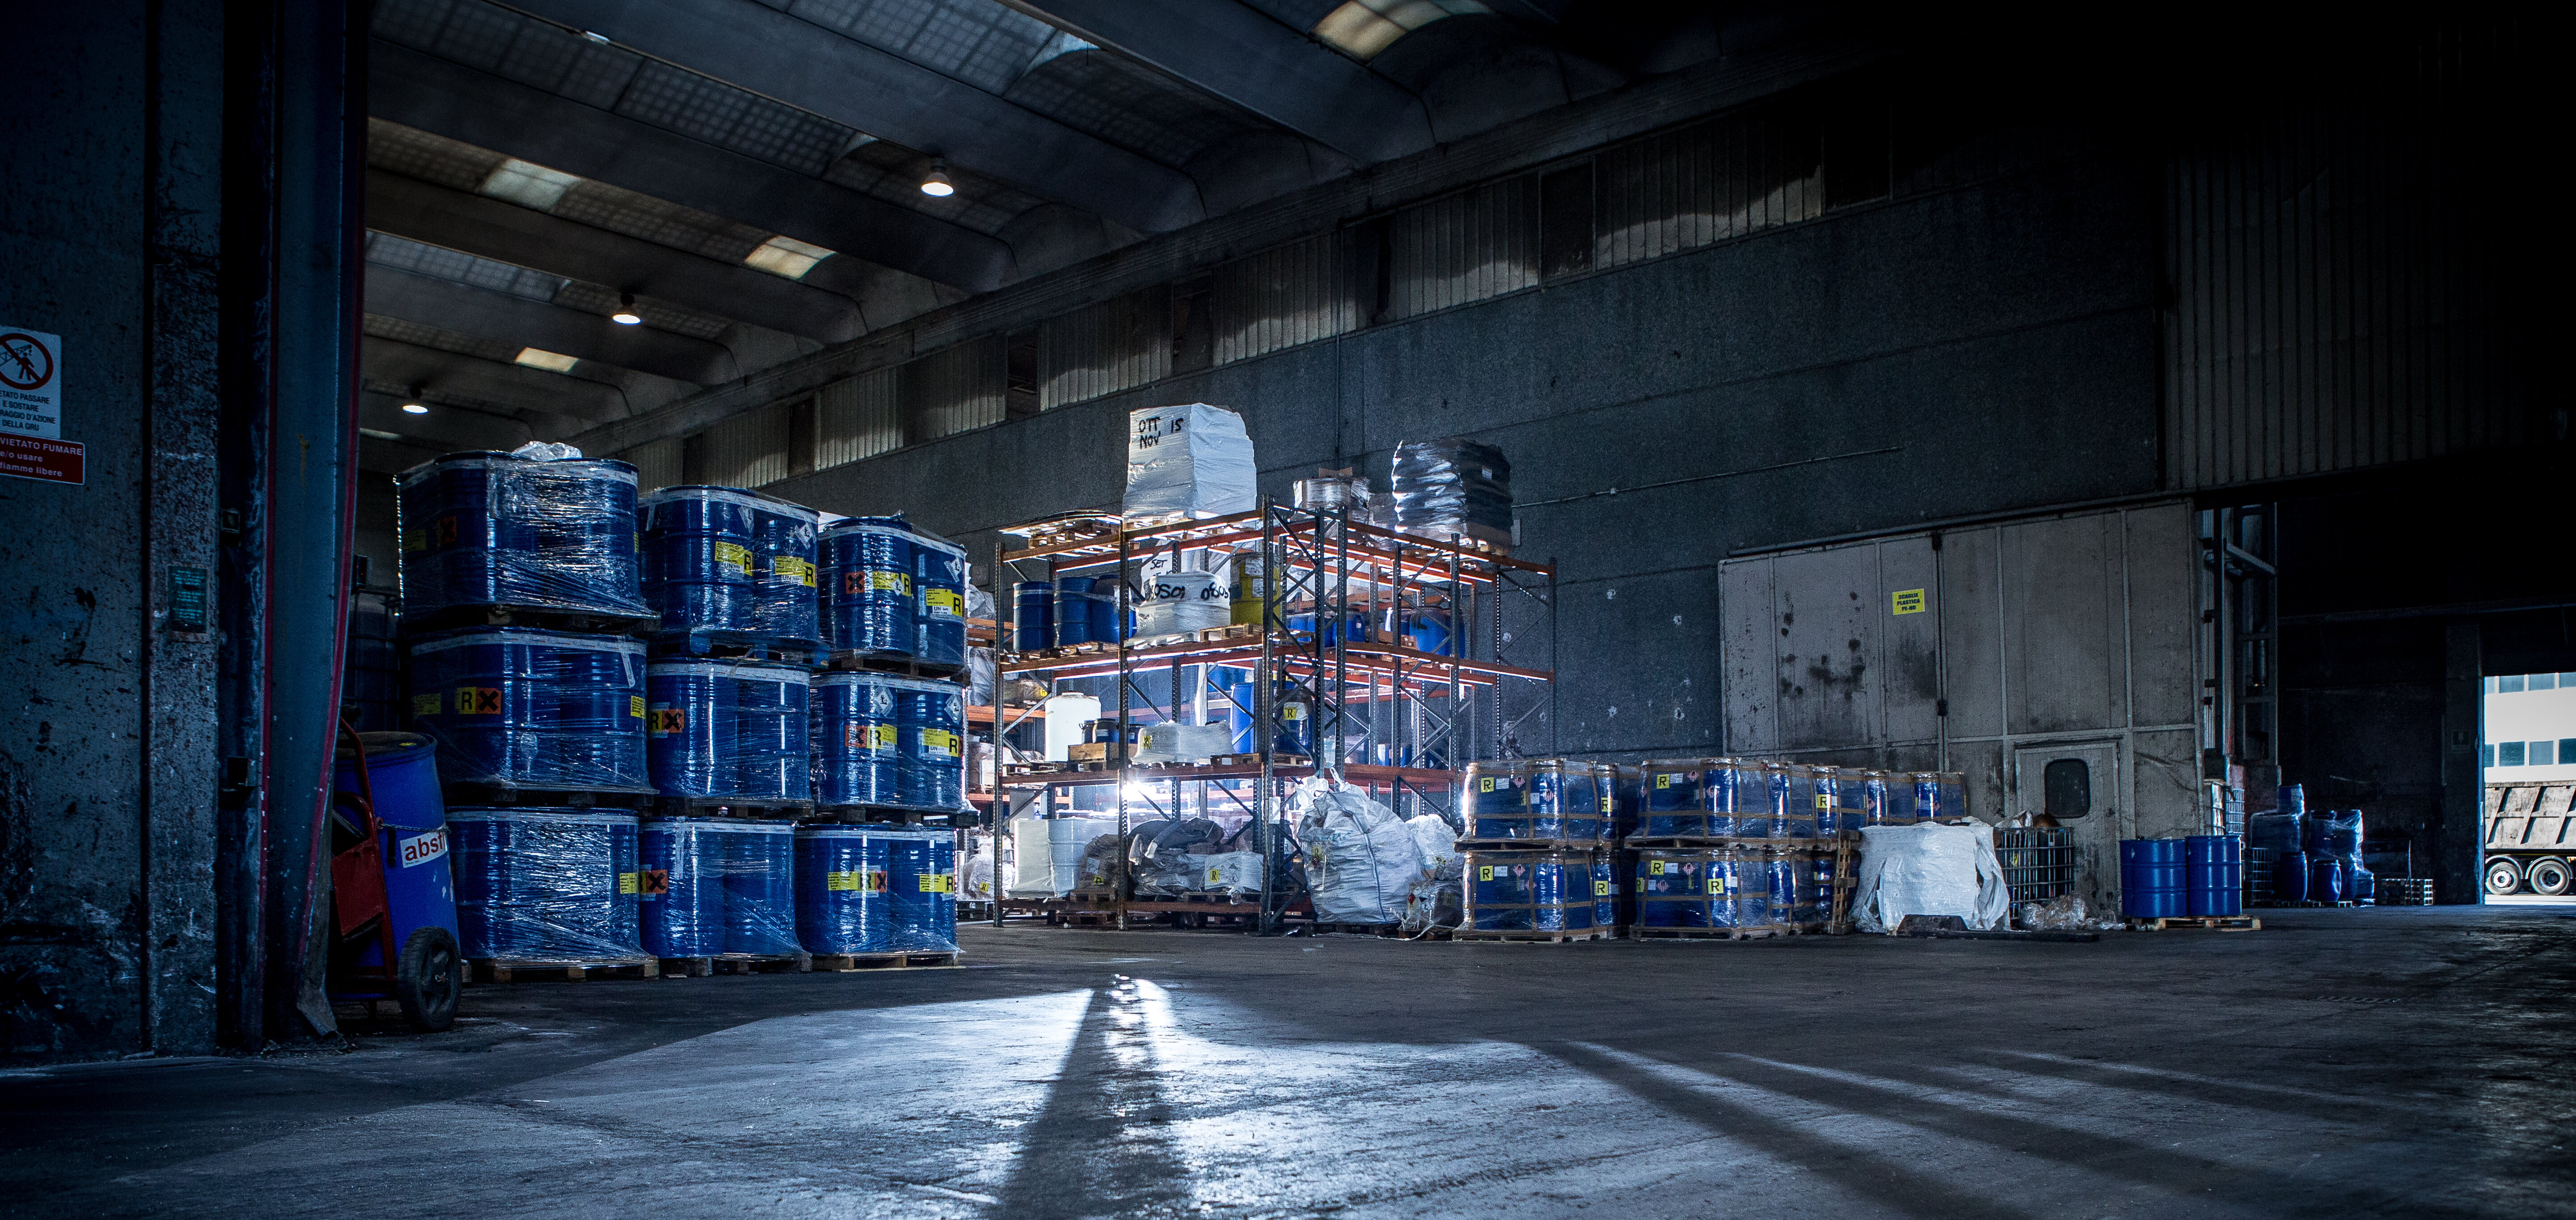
[[449, 808, 645, 962], [408, 628, 650, 792], [1389, 438, 1511, 549], [1126, 404, 1255, 521], [398, 451, 644, 619]]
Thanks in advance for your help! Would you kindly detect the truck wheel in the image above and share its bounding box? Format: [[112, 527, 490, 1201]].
[[395, 927, 462, 1032], [2485, 858, 2525, 896], [2525, 857, 2573, 897]]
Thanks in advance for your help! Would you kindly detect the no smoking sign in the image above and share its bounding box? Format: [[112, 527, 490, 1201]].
[[0, 327, 63, 440]]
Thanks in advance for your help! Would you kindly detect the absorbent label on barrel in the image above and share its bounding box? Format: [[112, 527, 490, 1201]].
[[713, 541, 753, 575], [773, 556, 816, 587], [825, 870, 871, 891], [923, 588, 964, 619], [396, 830, 448, 868], [413, 693, 441, 717]]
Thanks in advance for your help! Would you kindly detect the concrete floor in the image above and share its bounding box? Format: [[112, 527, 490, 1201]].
[[5, 905, 2572, 1219]]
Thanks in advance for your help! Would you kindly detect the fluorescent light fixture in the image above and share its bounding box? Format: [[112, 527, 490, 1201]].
[[478, 158, 581, 211], [514, 347, 580, 373], [401, 402, 430, 415], [919, 158, 955, 198], [611, 293, 643, 325], [1313, 0, 1486, 60], [743, 234, 834, 280], [360, 427, 403, 441]]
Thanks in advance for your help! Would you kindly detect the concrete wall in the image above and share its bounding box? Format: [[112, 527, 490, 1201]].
[[1, 6, 226, 1059], [767, 150, 2160, 765]]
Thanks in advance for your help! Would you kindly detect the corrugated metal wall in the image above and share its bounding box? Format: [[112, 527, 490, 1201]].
[[1039, 286, 1169, 410], [1594, 103, 1821, 270], [621, 435, 682, 492], [1212, 230, 1361, 366], [699, 401, 792, 487], [815, 366, 901, 469], [1384, 175, 1539, 320], [2163, 24, 2526, 489], [907, 336, 1008, 439]]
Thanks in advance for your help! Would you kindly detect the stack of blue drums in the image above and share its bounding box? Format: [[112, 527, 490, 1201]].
[[447, 808, 644, 962], [1011, 581, 1054, 651], [640, 487, 822, 649], [820, 518, 915, 659], [1051, 575, 1119, 646], [408, 628, 650, 791], [1463, 851, 1599, 933], [1462, 760, 1609, 843], [397, 452, 646, 621], [2118, 838, 2190, 918]]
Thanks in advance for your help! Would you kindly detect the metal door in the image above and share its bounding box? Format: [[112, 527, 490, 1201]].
[[2012, 740, 2123, 910]]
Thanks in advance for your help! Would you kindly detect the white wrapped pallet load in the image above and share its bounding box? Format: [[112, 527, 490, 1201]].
[[1850, 822, 2013, 933], [1126, 404, 1256, 522]]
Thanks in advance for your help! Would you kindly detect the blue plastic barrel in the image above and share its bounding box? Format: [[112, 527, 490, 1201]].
[[639, 817, 727, 957], [2309, 856, 2346, 904], [1765, 851, 1807, 926], [1913, 771, 1968, 823], [1635, 853, 1711, 928], [645, 661, 736, 798], [884, 829, 958, 952], [397, 452, 644, 620], [1812, 767, 1843, 837], [1592, 852, 1616, 929], [639, 486, 759, 635], [729, 662, 811, 803], [1012, 581, 1054, 652], [912, 533, 969, 670], [1641, 759, 1709, 837], [820, 519, 914, 657], [1053, 576, 1101, 646], [2275, 850, 2312, 901], [747, 496, 820, 645], [447, 808, 642, 961], [2186, 834, 2243, 916], [811, 672, 901, 807], [795, 825, 892, 954], [331, 732, 459, 971], [408, 628, 648, 791], [722, 820, 801, 956], [893, 678, 965, 809]]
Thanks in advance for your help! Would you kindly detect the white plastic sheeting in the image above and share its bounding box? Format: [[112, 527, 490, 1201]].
[[1005, 815, 1119, 898], [1291, 777, 1423, 924], [1851, 823, 2012, 933], [1126, 404, 1255, 521], [1399, 814, 1461, 935]]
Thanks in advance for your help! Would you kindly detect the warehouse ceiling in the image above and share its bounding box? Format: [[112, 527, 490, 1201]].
[[356, 0, 1741, 471]]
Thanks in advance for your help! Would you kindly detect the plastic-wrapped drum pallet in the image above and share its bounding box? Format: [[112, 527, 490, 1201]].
[[408, 628, 649, 792], [1463, 850, 1598, 933], [796, 825, 893, 955], [639, 817, 728, 958], [820, 518, 913, 658], [645, 660, 736, 798], [1463, 760, 1606, 842], [730, 662, 810, 802], [812, 671, 902, 807], [397, 451, 645, 621], [448, 808, 644, 963], [639, 486, 759, 635], [746, 496, 821, 645]]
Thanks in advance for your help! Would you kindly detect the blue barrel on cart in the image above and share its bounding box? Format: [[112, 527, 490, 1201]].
[[639, 486, 759, 635], [722, 821, 801, 956], [408, 628, 648, 791], [331, 732, 459, 971], [397, 452, 644, 620], [2186, 835, 2243, 916], [820, 518, 914, 657], [1012, 581, 1054, 652], [639, 817, 727, 958], [796, 826, 892, 954], [448, 808, 642, 962]]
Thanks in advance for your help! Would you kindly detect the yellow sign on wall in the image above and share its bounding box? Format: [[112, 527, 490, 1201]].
[[1892, 588, 1927, 615]]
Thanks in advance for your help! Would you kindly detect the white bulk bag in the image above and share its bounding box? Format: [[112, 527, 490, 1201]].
[[1126, 404, 1255, 521]]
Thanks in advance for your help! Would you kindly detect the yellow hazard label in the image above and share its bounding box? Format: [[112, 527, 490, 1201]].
[[1479, 865, 1494, 881], [412, 693, 441, 717], [924, 587, 963, 618], [774, 556, 816, 587], [713, 541, 752, 575], [1599, 791, 1614, 812], [1206, 866, 1224, 885], [458, 686, 502, 714], [619, 871, 639, 895], [1651, 860, 1667, 875], [1815, 793, 1830, 810], [631, 695, 646, 719], [401, 529, 426, 553], [922, 728, 959, 759], [1594, 880, 1610, 896], [825, 870, 872, 892], [1892, 588, 1926, 615], [1635, 878, 1647, 892], [1656, 774, 1672, 789], [1709, 878, 1724, 894], [918, 874, 953, 893], [869, 570, 910, 593], [650, 706, 686, 735], [1479, 777, 1496, 793]]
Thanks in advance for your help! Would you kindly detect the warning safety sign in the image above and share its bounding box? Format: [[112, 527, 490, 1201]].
[[0, 327, 63, 440]]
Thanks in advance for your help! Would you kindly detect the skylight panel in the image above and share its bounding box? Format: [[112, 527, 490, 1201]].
[[514, 348, 581, 373], [743, 235, 835, 280], [1313, 0, 1488, 61], [478, 158, 583, 211]]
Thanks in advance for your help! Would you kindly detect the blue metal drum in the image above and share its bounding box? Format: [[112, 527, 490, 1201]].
[[1466, 851, 1596, 932], [722, 820, 801, 956], [639, 486, 759, 635], [331, 732, 459, 972], [1640, 759, 1709, 837], [812, 672, 902, 807], [1636, 852, 1718, 928], [1053, 576, 1101, 646], [820, 519, 914, 657], [894, 678, 965, 809], [2119, 839, 2190, 918], [645, 660, 736, 798], [795, 825, 892, 954], [2186, 834, 2243, 917], [883, 828, 958, 952], [912, 533, 969, 670], [447, 808, 643, 961], [1764, 850, 1809, 926], [1912, 771, 1968, 823], [747, 496, 820, 645], [730, 662, 810, 802], [639, 817, 727, 958], [398, 452, 644, 620], [1012, 581, 1054, 652], [408, 628, 648, 791]]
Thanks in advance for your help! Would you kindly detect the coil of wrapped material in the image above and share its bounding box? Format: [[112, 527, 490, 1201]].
[[883, 828, 958, 952], [398, 452, 645, 619], [1389, 438, 1512, 549], [811, 672, 901, 806], [721, 820, 801, 956], [409, 628, 650, 791], [795, 825, 892, 953], [820, 518, 913, 656], [448, 808, 644, 962], [640, 817, 728, 958], [639, 486, 759, 635], [911, 530, 969, 670]]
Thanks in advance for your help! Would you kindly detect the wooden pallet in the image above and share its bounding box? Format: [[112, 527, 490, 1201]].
[[1628, 923, 1806, 941], [2252, 900, 2361, 909], [648, 796, 815, 820], [1451, 927, 1611, 944], [823, 651, 966, 680], [2131, 915, 2263, 931], [471, 958, 658, 983], [1306, 922, 1404, 936], [442, 784, 653, 808], [652, 953, 815, 977], [1455, 838, 1611, 851], [650, 630, 822, 663], [401, 603, 658, 639], [1623, 836, 1837, 851], [809, 950, 960, 971], [1209, 753, 1311, 768], [806, 804, 958, 825]]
